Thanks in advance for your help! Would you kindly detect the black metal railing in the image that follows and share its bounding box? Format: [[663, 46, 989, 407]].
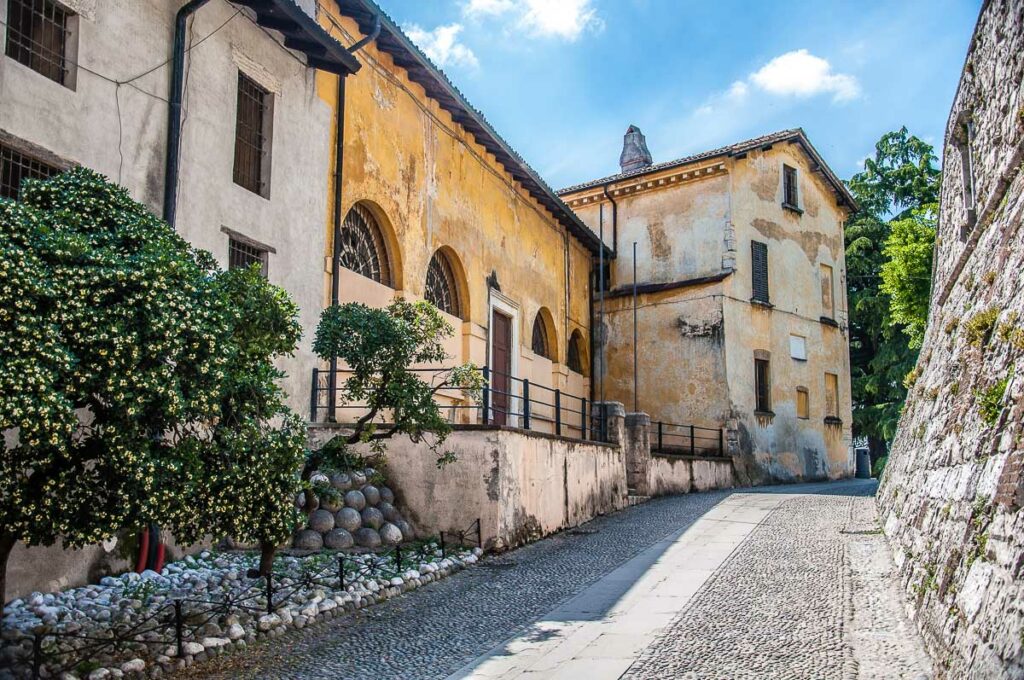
[[651, 421, 726, 457], [311, 366, 605, 442], [11, 531, 482, 679]]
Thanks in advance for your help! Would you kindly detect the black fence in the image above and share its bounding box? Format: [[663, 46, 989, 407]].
[[651, 421, 726, 457], [14, 527, 482, 680], [311, 367, 606, 443]]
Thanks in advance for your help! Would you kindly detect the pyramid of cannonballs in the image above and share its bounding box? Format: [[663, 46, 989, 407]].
[[293, 467, 415, 551]]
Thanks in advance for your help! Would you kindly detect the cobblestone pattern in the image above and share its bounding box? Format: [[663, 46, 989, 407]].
[[878, 1, 1024, 677], [182, 490, 730, 679], [622, 488, 875, 679]]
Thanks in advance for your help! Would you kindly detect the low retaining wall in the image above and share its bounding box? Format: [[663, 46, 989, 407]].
[[312, 424, 629, 551], [648, 453, 737, 496]]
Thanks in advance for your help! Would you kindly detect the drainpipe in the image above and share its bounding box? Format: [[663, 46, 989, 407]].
[[163, 0, 210, 228], [328, 15, 379, 421]]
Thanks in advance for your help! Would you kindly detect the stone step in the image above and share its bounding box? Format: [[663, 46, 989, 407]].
[[627, 494, 651, 506]]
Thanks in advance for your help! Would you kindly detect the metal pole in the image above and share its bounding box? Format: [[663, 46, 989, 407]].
[[632, 241, 638, 413], [310, 367, 319, 422], [31, 632, 42, 680], [554, 389, 562, 436], [657, 421, 663, 451], [522, 379, 531, 430], [598, 205, 605, 408], [690, 425, 696, 456], [173, 600, 184, 658], [266, 572, 274, 616], [481, 366, 490, 424]]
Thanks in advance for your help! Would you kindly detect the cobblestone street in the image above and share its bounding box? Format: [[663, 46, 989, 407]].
[[185, 480, 931, 679]]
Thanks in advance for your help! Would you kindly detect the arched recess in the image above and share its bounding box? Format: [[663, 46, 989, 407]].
[[567, 329, 589, 377], [424, 246, 470, 320], [530, 307, 559, 362], [338, 201, 403, 289]]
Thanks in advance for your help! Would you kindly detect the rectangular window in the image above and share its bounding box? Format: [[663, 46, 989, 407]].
[[825, 373, 839, 419], [233, 71, 272, 197], [789, 334, 807, 361], [5, 0, 74, 86], [228, 236, 268, 276], [755, 357, 772, 413], [796, 387, 809, 419], [751, 240, 770, 303], [0, 142, 60, 200], [959, 120, 977, 240], [783, 164, 799, 208], [820, 264, 835, 319]]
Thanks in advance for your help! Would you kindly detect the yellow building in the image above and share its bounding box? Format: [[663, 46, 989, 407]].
[[312, 1, 606, 435], [560, 127, 857, 483]]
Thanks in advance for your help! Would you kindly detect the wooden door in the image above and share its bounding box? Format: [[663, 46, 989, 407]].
[[491, 310, 512, 426]]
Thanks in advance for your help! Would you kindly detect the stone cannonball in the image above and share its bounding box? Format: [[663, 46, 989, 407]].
[[361, 484, 381, 506], [361, 507, 384, 530], [310, 471, 330, 486], [354, 528, 381, 549], [330, 471, 353, 491], [379, 523, 403, 546], [378, 501, 401, 523], [293, 529, 323, 551], [296, 492, 318, 512], [344, 489, 366, 511], [349, 470, 368, 487], [335, 507, 362, 533], [394, 519, 414, 541], [320, 494, 343, 513], [308, 509, 335, 534], [378, 486, 395, 504], [323, 529, 354, 550]]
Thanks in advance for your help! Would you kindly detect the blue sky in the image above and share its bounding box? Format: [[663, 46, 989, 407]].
[[377, 0, 980, 191]]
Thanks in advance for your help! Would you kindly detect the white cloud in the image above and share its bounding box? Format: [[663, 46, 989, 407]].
[[463, 0, 603, 41], [404, 23, 479, 70], [748, 49, 860, 102]]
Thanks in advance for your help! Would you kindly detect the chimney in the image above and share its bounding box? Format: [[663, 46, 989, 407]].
[[619, 125, 653, 173]]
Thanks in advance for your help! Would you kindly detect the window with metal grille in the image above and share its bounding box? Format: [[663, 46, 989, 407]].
[[233, 72, 272, 197], [5, 0, 74, 86], [425, 250, 460, 318], [0, 142, 60, 200], [751, 240, 770, 303], [228, 236, 268, 276], [825, 373, 839, 419], [820, 263, 835, 319], [531, 314, 550, 359], [783, 164, 798, 208], [796, 387, 809, 419], [340, 203, 391, 286], [567, 330, 586, 375], [755, 357, 771, 413]]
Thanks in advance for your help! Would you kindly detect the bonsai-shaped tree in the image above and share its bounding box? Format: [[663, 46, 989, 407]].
[[0, 169, 233, 602]]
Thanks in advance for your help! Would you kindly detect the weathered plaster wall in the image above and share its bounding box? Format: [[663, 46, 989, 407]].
[[724, 145, 854, 482], [648, 454, 736, 497], [878, 2, 1024, 676], [315, 5, 593, 407]]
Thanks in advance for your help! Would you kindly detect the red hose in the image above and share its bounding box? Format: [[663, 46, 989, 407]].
[[134, 530, 150, 573]]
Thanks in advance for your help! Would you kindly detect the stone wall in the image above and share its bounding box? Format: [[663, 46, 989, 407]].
[[877, 1, 1024, 677], [648, 454, 737, 497]]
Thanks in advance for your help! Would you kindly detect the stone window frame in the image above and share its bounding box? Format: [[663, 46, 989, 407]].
[[232, 69, 274, 199], [796, 386, 810, 419], [824, 371, 841, 423], [222, 226, 274, 277], [789, 334, 807, 362], [954, 114, 978, 241], [781, 163, 802, 215], [754, 349, 773, 416]]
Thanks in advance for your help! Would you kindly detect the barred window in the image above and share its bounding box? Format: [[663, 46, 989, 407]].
[[755, 357, 772, 413], [0, 142, 60, 200], [531, 314, 550, 359], [5, 0, 75, 86], [567, 330, 586, 375], [228, 236, 268, 276], [340, 203, 391, 286], [233, 72, 272, 197], [425, 250, 460, 318]]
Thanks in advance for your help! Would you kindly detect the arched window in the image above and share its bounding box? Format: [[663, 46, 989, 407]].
[[339, 203, 391, 286], [425, 250, 460, 317], [567, 330, 587, 375], [531, 314, 550, 359]]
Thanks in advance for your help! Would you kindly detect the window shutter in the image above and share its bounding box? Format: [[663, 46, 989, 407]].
[[751, 241, 769, 303]]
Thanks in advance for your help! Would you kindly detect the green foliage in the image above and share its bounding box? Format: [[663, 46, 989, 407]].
[[976, 372, 1010, 425], [844, 127, 940, 452], [964, 307, 1001, 347], [880, 205, 937, 348], [872, 455, 889, 478], [312, 299, 484, 465]]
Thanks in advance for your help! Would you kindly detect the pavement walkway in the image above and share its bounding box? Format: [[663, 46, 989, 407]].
[[185, 479, 932, 679]]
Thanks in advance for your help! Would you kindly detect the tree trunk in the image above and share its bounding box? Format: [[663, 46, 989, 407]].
[[0, 533, 16, 606], [258, 540, 276, 578]]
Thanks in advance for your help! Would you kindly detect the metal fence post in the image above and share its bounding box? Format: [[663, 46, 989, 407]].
[[522, 379, 531, 430], [265, 572, 274, 615], [338, 555, 345, 589], [657, 421, 663, 451], [476, 518, 483, 550], [395, 544, 402, 572], [690, 425, 696, 456], [481, 366, 490, 425], [581, 398, 587, 440], [309, 367, 319, 422], [554, 389, 561, 436], [719, 428, 724, 456], [173, 599, 184, 658], [440, 532, 446, 558], [31, 632, 42, 680]]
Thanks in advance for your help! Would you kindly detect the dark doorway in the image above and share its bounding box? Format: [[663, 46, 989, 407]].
[[491, 310, 512, 426]]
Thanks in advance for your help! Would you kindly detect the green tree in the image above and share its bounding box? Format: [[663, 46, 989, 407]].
[[0, 169, 233, 602], [845, 127, 940, 456], [880, 204, 938, 348]]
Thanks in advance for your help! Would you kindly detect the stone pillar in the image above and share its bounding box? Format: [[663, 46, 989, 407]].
[[624, 412, 651, 496], [593, 401, 625, 445]]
